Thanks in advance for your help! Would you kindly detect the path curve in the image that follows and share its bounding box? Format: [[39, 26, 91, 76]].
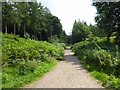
[[25, 50, 103, 88]]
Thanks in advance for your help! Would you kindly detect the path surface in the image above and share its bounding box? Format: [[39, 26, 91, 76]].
[[25, 50, 103, 88]]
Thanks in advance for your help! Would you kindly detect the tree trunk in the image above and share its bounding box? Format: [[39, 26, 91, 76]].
[[14, 24, 16, 35], [5, 23, 7, 33], [107, 34, 110, 42], [50, 30, 52, 37], [115, 33, 120, 44], [23, 23, 25, 37], [39, 31, 42, 41], [46, 31, 49, 41]]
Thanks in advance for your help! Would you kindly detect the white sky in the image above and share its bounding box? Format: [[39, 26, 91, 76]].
[[37, 0, 97, 35]]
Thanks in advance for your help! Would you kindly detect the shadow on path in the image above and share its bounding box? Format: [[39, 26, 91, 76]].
[[25, 49, 103, 88], [64, 50, 85, 71]]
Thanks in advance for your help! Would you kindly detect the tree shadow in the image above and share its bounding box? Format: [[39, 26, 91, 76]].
[[63, 52, 87, 72]]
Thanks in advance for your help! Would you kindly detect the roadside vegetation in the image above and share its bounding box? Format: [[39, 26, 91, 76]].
[[2, 1, 66, 88], [1, 1, 120, 89], [1, 33, 64, 88], [72, 37, 120, 89], [71, 2, 120, 89]]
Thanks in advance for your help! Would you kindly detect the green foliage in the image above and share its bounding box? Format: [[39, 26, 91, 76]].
[[93, 2, 120, 43], [92, 49, 112, 68], [70, 1, 120, 89], [18, 61, 37, 75], [72, 36, 120, 89], [2, 2, 64, 41], [72, 20, 89, 44], [2, 60, 56, 88], [48, 35, 59, 43], [2, 33, 64, 88], [91, 71, 120, 89], [2, 33, 64, 66]]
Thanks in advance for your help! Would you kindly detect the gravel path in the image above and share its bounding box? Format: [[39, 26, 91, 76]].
[[25, 50, 103, 88]]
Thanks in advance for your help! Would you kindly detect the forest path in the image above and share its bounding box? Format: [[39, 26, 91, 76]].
[[25, 49, 103, 88]]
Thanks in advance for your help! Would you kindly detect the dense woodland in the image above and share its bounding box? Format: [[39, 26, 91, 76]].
[[2, 2, 67, 42], [1, 1, 120, 89]]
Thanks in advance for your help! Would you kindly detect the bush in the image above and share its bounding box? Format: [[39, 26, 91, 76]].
[[18, 61, 37, 75], [1, 33, 65, 88], [72, 36, 120, 89], [48, 35, 59, 43], [2, 33, 64, 67], [92, 49, 112, 69]]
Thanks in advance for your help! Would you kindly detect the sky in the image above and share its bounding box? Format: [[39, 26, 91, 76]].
[[37, 0, 97, 35]]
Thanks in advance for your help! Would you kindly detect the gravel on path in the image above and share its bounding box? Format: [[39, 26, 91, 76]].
[[25, 50, 104, 88]]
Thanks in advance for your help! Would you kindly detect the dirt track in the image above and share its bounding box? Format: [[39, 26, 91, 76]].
[[25, 50, 103, 88]]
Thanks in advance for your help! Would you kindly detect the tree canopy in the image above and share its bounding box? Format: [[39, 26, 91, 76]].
[[2, 2, 66, 41], [71, 20, 90, 44], [93, 2, 120, 43]]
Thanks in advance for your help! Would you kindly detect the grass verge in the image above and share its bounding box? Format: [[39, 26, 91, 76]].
[[2, 59, 57, 88]]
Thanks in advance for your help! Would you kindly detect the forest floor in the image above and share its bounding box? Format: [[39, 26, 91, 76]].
[[25, 49, 104, 88]]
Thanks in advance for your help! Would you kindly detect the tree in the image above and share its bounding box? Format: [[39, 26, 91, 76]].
[[59, 31, 67, 43], [2, 2, 12, 33], [2, 2, 65, 42], [52, 16, 62, 37], [93, 2, 120, 43], [71, 20, 89, 44]]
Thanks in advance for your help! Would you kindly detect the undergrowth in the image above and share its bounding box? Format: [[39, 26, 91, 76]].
[[72, 36, 120, 89], [1, 33, 64, 88]]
